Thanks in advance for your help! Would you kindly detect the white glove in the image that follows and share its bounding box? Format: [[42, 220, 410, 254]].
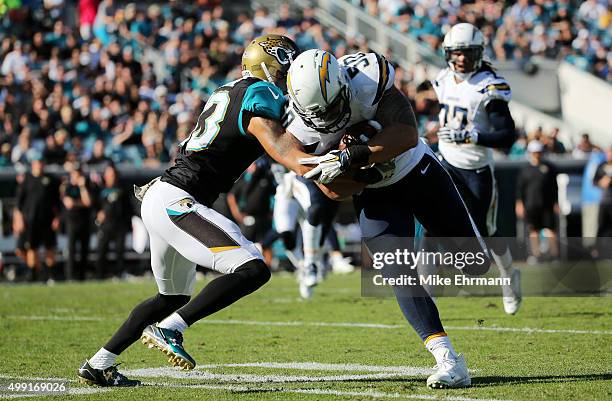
[[438, 126, 478, 144], [299, 150, 346, 184]]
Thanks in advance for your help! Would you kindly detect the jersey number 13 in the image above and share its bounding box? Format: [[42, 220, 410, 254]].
[[183, 91, 230, 152]]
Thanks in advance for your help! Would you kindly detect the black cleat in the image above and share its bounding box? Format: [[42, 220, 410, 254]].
[[77, 360, 140, 387]]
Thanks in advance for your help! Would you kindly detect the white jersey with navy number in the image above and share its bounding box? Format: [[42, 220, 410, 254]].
[[285, 52, 427, 187], [433, 68, 512, 170]]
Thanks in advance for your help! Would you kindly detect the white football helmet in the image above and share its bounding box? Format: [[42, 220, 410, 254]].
[[443, 23, 485, 79], [286, 49, 351, 133]]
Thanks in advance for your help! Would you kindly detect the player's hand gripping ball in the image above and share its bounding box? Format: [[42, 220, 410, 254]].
[[339, 120, 383, 151]]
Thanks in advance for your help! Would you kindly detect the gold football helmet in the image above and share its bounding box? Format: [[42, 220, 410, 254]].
[[242, 34, 299, 87]]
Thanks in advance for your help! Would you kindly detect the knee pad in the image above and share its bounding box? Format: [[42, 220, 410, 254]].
[[235, 259, 271, 287]]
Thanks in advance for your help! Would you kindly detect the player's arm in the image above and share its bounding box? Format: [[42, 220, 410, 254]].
[[248, 116, 314, 176], [474, 99, 516, 149], [315, 173, 366, 201], [368, 85, 419, 164], [240, 81, 316, 176], [299, 85, 419, 186], [342, 53, 418, 165]]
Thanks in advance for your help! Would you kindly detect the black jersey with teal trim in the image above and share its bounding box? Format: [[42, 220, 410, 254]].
[[162, 77, 285, 206]]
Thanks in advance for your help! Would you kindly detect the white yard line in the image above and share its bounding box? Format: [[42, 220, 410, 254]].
[[197, 361, 430, 373], [125, 360, 436, 382], [7, 315, 612, 335], [126, 367, 424, 383], [202, 319, 612, 335], [444, 325, 611, 335], [6, 315, 104, 322]]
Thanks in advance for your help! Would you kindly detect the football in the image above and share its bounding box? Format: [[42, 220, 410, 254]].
[[339, 120, 382, 150]]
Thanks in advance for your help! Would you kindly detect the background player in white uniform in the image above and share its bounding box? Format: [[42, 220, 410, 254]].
[[433, 23, 521, 315], [273, 167, 353, 299], [284, 49, 491, 389]]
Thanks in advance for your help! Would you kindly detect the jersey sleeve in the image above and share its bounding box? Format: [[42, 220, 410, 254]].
[[339, 52, 395, 106], [239, 81, 285, 136], [479, 76, 512, 106], [371, 53, 395, 104], [431, 69, 448, 99]]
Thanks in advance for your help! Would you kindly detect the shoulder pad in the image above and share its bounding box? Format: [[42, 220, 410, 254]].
[[340, 52, 395, 106], [370, 53, 395, 105], [432, 68, 452, 95], [434, 68, 452, 83], [474, 71, 512, 103]]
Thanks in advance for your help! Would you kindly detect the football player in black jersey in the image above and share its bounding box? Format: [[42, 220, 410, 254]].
[[78, 35, 319, 386]]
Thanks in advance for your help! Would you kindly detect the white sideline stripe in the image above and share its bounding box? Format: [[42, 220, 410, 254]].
[[0, 374, 517, 401], [197, 361, 431, 373], [8, 315, 612, 335]]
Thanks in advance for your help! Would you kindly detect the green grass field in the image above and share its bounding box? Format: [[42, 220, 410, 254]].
[[0, 271, 610, 401]]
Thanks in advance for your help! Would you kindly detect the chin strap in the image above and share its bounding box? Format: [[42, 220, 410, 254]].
[[449, 62, 479, 81], [260, 62, 274, 83]]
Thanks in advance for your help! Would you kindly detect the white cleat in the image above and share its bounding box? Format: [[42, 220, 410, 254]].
[[299, 281, 314, 299], [502, 269, 522, 315], [331, 255, 355, 274], [427, 353, 471, 389], [302, 263, 318, 287], [298, 263, 317, 299]]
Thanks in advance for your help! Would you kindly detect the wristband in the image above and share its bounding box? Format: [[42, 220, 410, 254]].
[[345, 144, 372, 168]]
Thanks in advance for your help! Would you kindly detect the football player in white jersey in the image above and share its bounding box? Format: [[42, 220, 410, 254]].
[[284, 49, 492, 389], [272, 169, 337, 298], [433, 23, 522, 315]]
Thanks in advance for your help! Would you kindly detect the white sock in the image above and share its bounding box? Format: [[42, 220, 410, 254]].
[[302, 221, 322, 267], [492, 247, 513, 277], [425, 335, 458, 365], [158, 312, 189, 333], [89, 348, 117, 370]]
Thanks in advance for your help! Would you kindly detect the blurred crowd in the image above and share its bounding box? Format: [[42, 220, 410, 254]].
[[0, 0, 378, 166], [0, 0, 606, 169], [359, 0, 611, 82]]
